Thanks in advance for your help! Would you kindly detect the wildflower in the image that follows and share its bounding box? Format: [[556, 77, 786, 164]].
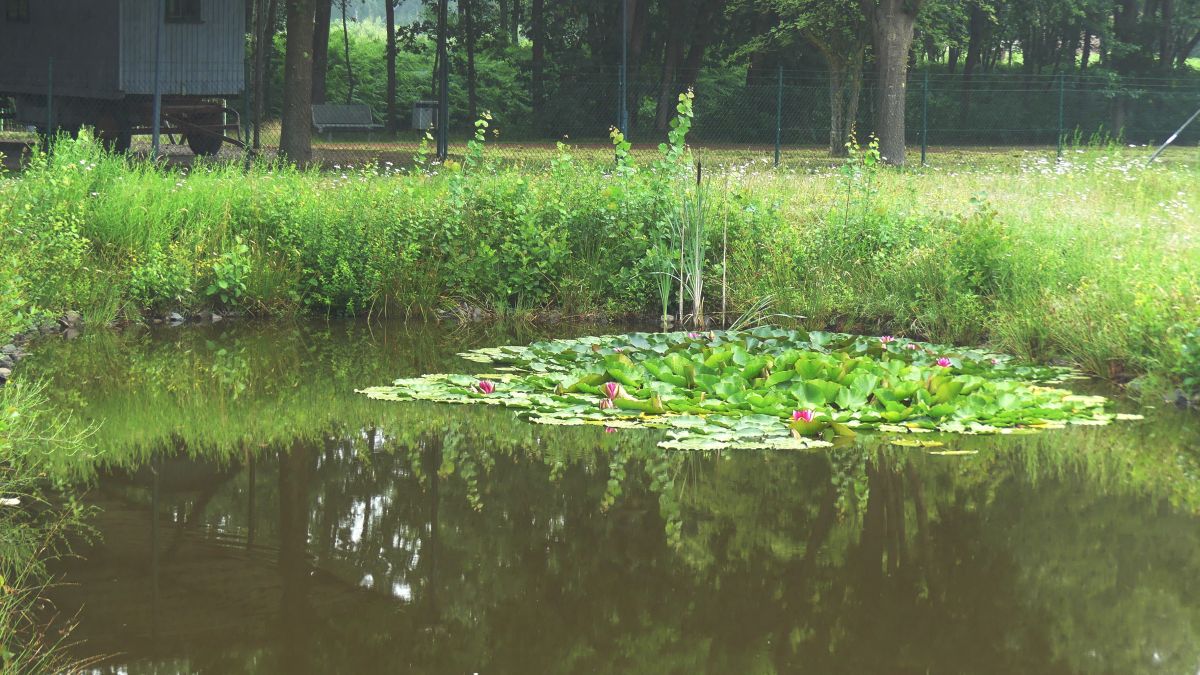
[[604, 382, 624, 400], [936, 358, 952, 368], [792, 409, 816, 423], [476, 380, 496, 395]]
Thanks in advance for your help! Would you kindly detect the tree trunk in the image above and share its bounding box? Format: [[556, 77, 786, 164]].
[[1159, 0, 1173, 69], [280, 0, 316, 166], [511, 0, 520, 45], [339, 0, 354, 103], [947, 46, 959, 73], [963, 1, 984, 79], [654, 0, 688, 132], [498, 0, 510, 45], [262, 0, 279, 116], [311, 0, 332, 103], [865, 0, 921, 165], [464, 0, 477, 121], [626, 0, 650, 131], [385, 0, 397, 132], [531, 0, 544, 116], [251, 0, 278, 149]]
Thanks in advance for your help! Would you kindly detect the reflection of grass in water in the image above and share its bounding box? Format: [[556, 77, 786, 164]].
[[18, 320, 1200, 672], [0, 381, 97, 673]]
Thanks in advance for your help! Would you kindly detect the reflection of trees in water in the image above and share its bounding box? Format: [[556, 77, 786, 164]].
[[26, 319, 1200, 672]]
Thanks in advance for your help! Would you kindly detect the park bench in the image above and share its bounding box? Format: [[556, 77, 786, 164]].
[[311, 103, 384, 140]]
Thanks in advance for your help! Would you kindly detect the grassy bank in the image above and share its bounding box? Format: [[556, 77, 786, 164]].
[[1, 133, 1198, 396]]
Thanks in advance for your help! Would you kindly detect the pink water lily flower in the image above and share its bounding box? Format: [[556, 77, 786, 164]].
[[604, 381, 624, 400], [792, 409, 816, 423], [687, 332, 701, 340], [476, 380, 496, 394], [904, 343, 919, 350], [880, 335, 895, 344], [605, 427, 618, 433], [936, 357, 952, 368], [598, 398, 615, 410]]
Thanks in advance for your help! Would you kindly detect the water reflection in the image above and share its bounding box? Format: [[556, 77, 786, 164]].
[[22, 320, 1200, 674]]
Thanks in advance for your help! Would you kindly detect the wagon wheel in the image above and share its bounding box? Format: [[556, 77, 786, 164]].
[[94, 108, 132, 154], [183, 109, 225, 157]]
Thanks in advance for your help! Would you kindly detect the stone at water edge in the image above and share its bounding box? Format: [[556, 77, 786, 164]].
[[57, 310, 82, 329], [165, 312, 186, 325], [1, 344, 17, 355], [0, 367, 11, 383]]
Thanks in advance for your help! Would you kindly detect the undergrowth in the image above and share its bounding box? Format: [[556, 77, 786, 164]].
[[0, 119, 1198, 396]]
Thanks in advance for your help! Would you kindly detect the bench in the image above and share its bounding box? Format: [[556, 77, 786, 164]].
[[311, 103, 384, 140]]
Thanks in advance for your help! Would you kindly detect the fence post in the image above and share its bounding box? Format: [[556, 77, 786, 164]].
[[774, 65, 782, 167], [618, 0, 628, 134], [921, 68, 928, 165], [1056, 72, 1065, 161], [46, 57, 54, 153], [151, 0, 164, 160]]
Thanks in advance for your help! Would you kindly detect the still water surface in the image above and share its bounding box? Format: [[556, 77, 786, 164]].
[[21, 320, 1200, 674]]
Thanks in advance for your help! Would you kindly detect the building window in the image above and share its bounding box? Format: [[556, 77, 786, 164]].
[[5, 0, 30, 22], [165, 0, 201, 23]]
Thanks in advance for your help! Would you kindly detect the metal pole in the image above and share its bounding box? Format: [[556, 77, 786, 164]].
[[435, 0, 449, 160], [45, 57, 53, 152], [1147, 104, 1200, 165], [774, 65, 782, 167], [1056, 72, 1064, 161], [921, 68, 928, 165], [152, 0, 164, 160], [618, 0, 628, 133]]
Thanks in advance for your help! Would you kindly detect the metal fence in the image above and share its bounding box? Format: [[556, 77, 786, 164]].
[[3, 59, 1199, 170]]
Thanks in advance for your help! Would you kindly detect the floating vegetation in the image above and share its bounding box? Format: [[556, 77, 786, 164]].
[[359, 327, 1141, 450]]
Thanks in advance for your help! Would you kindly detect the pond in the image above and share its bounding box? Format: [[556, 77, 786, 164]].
[[20, 320, 1200, 674]]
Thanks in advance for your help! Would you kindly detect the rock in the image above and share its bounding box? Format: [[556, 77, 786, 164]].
[[63, 328, 81, 340], [165, 312, 185, 325], [58, 310, 82, 328], [0, 367, 11, 383], [1173, 389, 1192, 409], [210, 312, 223, 323], [1, 344, 17, 355], [0, 355, 11, 369], [152, 318, 164, 325]]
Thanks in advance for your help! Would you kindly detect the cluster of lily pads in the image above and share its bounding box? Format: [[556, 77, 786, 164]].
[[359, 327, 1140, 450]]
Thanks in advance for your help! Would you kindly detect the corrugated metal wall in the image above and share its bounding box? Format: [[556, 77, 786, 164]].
[[0, 0, 121, 98], [119, 0, 245, 96]]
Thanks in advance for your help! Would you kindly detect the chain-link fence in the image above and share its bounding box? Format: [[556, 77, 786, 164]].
[[3, 56, 1199, 171]]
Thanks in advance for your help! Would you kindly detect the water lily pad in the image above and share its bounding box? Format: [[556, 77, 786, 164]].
[[362, 329, 1134, 451]]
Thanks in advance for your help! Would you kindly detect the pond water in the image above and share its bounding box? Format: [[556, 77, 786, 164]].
[[21, 320, 1200, 674]]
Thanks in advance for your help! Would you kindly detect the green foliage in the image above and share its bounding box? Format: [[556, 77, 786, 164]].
[[2, 135, 1199, 396], [206, 236, 252, 306], [362, 328, 1133, 449], [1170, 323, 1200, 396]]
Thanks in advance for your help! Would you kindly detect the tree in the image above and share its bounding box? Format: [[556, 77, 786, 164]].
[[531, 0, 545, 117], [386, 0, 398, 132], [861, 0, 925, 165], [312, 0, 333, 103], [464, 0, 479, 121], [280, 0, 317, 165]]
